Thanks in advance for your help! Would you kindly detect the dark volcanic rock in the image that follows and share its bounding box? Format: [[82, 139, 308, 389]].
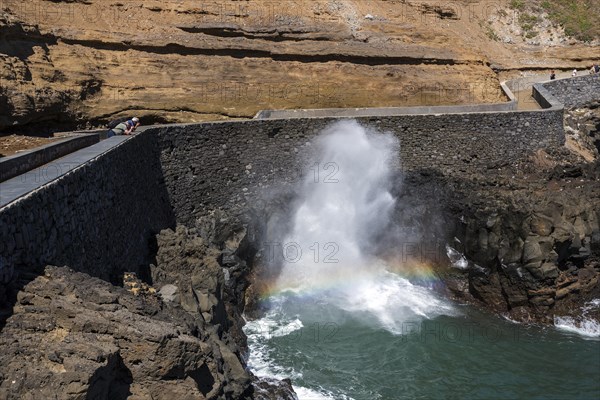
[[441, 158, 600, 322], [148, 221, 297, 399], [151, 222, 253, 353], [0, 265, 253, 399], [0, 210, 297, 400]]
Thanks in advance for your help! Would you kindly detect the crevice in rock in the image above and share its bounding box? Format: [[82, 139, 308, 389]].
[[188, 363, 215, 396], [86, 352, 133, 400], [178, 26, 336, 42], [58, 38, 473, 66]]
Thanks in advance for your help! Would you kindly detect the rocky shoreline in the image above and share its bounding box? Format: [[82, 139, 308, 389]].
[[0, 92, 598, 400], [0, 220, 296, 399], [408, 101, 600, 324], [1, 147, 598, 398]]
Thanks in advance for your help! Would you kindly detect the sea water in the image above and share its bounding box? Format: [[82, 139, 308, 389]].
[[244, 121, 600, 399]]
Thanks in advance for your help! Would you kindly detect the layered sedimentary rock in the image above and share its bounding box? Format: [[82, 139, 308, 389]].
[[1, 0, 598, 132], [0, 12, 75, 130]]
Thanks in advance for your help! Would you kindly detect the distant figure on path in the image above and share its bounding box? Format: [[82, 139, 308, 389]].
[[107, 120, 134, 138], [550, 70, 556, 80], [572, 69, 577, 77], [595, 64, 600, 73], [107, 116, 140, 131]]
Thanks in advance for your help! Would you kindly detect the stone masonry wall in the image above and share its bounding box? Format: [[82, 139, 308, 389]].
[[154, 109, 564, 225], [540, 74, 600, 108], [0, 96, 566, 298], [0, 134, 175, 302]]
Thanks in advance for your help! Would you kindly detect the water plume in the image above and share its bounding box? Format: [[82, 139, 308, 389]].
[[273, 120, 453, 332]]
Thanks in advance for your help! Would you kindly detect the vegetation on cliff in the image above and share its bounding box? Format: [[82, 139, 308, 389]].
[[540, 0, 598, 42]]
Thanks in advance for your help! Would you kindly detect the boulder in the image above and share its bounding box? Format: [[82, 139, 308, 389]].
[[159, 284, 180, 303], [530, 214, 553, 236], [498, 237, 524, 264], [540, 263, 559, 279], [0, 266, 253, 399], [522, 236, 544, 264], [524, 261, 544, 280]]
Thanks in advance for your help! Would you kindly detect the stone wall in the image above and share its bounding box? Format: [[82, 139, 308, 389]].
[[539, 74, 600, 108], [0, 134, 99, 183], [0, 90, 568, 297], [0, 134, 175, 302], [154, 109, 564, 225]]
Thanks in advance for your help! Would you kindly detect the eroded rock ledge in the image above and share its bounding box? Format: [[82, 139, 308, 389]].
[[437, 121, 600, 323], [0, 221, 295, 400], [5, 0, 597, 133]]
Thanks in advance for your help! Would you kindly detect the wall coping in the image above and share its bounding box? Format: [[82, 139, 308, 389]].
[[0, 133, 100, 183], [254, 80, 519, 119], [3, 75, 593, 206], [533, 74, 600, 109], [531, 82, 563, 110], [252, 75, 600, 119], [0, 135, 132, 209]]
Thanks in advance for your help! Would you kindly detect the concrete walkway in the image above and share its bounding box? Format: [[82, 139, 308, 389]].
[[0, 136, 130, 208], [507, 71, 582, 110]]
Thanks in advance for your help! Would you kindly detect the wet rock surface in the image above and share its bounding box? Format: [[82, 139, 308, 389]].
[[381, 169, 600, 325], [432, 114, 600, 323]]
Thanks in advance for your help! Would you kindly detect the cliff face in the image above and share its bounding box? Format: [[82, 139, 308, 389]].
[[437, 101, 600, 323], [447, 170, 600, 323], [0, 12, 74, 130], [1, 0, 597, 132], [0, 223, 296, 399]]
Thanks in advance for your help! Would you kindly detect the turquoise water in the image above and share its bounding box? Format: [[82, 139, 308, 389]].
[[245, 121, 600, 399], [245, 291, 600, 400]]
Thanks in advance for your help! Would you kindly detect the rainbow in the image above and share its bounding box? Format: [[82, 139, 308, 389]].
[[256, 257, 445, 300]]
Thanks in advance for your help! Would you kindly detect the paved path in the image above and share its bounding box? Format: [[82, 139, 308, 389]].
[[507, 71, 580, 110], [0, 136, 130, 208]]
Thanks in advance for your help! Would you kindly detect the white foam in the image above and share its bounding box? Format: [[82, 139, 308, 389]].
[[584, 298, 600, 310], [245, 315, 304, 340], [244, 309, 305, 380], [554, 299, 600, 338], [294, 385, 352, 400], [554, 316, 600, 338], [340, 270, 455, 334]]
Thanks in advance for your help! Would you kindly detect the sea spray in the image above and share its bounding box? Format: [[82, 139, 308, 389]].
[[276, 120, 396, 286], [244, 120, 600, 400], [246, 120, 455, 399], [273, 119, 453, 332]]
